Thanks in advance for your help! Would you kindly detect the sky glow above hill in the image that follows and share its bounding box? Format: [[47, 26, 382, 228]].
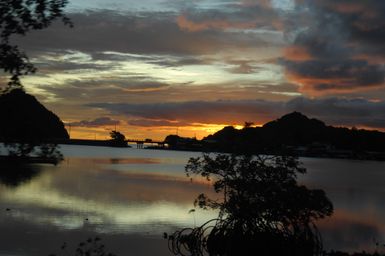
[[2, 0, 385, 140]]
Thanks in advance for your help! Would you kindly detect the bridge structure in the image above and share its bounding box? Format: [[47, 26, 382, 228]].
[[126, 139, 166, 149]]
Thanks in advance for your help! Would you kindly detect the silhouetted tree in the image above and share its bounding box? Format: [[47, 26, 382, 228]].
[[110, 130, 125, 141], [3, 141, 63, 164], [109, 130, 127, 147], [243, 121, 254, 128], [0, 0, 72, 88], [168, 154, 333, 256], [164, 135, 180, 148], [37, 142, 63, 160], [5, 142, 35, 156]]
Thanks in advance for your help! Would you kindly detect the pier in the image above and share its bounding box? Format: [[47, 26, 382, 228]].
[[126, 139, 165, 149], [53, 138, 166, 149]]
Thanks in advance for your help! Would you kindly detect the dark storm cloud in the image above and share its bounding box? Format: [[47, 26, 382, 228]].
[[13, 10, 272, 57], [295, 0, 385, 54], [283, 59, 385, 91], [88, 97, 385, 130], [68, 117, 120, 127], [324, 0, 385, 48], [41, 79, 170, 102], [176, 3, 279, 32], [286, 97, 385, 129], [35, 58, 117, 73], [6, 0, 384, 98], [283, 0, 385, 94], [39, 83, 122, 101]]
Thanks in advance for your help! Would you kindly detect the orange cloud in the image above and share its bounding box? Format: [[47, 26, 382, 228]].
[[69, 126, 112, 140], [284, 46, 313, 61]]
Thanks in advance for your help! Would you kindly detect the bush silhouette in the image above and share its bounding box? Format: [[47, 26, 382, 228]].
[[109, 131, 127, 147], [168, 154, 333, 256]]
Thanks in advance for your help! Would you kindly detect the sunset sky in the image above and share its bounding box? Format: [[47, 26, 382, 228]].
[[4, 0, 385, 140]]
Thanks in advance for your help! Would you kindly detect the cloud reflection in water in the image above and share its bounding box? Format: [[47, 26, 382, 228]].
[[1, 147, 385, 255], [0, 156, 217, 234]]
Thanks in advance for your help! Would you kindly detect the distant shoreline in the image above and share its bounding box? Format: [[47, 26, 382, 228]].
[[56, 138, 129, 147], [2, 139, 385, 162], [59, 141, 385, 162]]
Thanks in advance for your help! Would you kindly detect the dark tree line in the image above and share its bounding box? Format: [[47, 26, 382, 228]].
[[202, 112, 385, 155]]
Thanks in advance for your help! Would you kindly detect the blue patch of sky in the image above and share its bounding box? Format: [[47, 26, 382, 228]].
[[66, 0, 176, 12], [271, 0, 295, 11], [66, 0, 242, 13]]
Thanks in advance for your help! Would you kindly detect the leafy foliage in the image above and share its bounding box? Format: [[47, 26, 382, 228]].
[[4, 142, 63, 163], [0, 0, 72, 87], [37, 142, 63, 160], [168, 154, 334, 256], [110, 131, 125, 142], [109, 130, 127, 147]]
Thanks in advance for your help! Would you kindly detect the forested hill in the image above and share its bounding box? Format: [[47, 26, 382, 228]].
[[0, 89, 69, 142], [202, 112, 385, 155]]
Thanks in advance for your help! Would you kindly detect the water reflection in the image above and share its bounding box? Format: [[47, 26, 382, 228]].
[[0, 150, 216, 256], [0, 216, 170, 256], [0, 163, 41, 187], [319, 210, 385, 253], [94, 158, 162, 165], [0, 146, 385, 255], [0, 161, 217, 233], [300, 158, 385, 253]]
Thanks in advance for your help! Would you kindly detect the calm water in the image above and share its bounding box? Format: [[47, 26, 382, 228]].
[[1, 145, 385, 255]]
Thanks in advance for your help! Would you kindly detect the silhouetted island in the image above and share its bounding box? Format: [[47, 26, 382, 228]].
[[0, 88, 69, 141], [0, 88, 69, 164], [165, 112, 385, 160]]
